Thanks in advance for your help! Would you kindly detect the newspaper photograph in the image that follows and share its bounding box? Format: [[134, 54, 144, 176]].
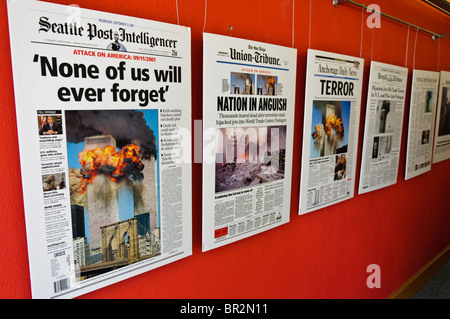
[[358, 61, 408, 194], [298, 49, 364, 215], [202, 33, 297, 251], [7, 0, 192, 298], [405, 70, 439, 180], [432, 70, 450, 164]]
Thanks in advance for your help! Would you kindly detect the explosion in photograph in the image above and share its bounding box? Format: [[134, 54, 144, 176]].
[[65, 109, 161, 281], [65, 110, 157, 159], [310, 100, 350, 159]]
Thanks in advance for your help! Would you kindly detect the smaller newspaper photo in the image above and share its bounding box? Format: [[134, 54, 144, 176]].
[[299, 49, 364, 215], [405, 70, 439, 180], [358, 61, 408, 194], [432, 70, 450, 163]]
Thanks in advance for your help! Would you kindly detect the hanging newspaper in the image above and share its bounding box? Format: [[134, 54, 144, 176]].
[[432, 70, 450, 163], [7, 0, 192, 298], [202, 33, 297, 251], [358, 61, 408, 194], [405, 70, 439, 179], [298, 49, 364, 215]]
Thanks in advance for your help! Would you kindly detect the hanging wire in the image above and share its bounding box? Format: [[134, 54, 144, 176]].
[[370, 26, 375, 61], [175, 0, 179, 25], [203, 0, 207, 32], [308, 0, 312, 48], [437, 38, 441, 71], [413, 27, 419, 70], [292, 0, 294, 48], [360, 5, 364, 58], [405, 25, 410, 67]]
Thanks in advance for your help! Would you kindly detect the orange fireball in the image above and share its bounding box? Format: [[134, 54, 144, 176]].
[[78, 143, 144, 193], [325, 114, 343, 135]]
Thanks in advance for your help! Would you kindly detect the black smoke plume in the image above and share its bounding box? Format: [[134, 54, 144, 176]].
[[65, 110, 157, 159]]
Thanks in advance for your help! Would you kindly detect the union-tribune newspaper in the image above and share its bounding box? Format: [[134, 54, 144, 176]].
[[202, 33, 297, 251]]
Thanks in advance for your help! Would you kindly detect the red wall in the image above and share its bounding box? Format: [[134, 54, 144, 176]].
[[0, 0, 449, 299]]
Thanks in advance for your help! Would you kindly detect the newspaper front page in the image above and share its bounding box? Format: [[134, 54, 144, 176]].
[[432, 70, 450, 163], [7, 0, 192, 298], [405, 70, 439, 180], [202, 33, 297, 251], [358, 61, 408, 194], [299, 49, 364, 215]]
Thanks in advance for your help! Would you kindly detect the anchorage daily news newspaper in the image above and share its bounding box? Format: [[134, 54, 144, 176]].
[[7, 1, 192, 298], [405, 70, 439, 180], [202, 33, 297, 251], [299, 49, 364, 215], [359, 61, 408, 194]]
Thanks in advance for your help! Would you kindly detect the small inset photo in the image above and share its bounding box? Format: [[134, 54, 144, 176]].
[[375, 100, 395, 134], [38, 115, 63, 136], [334, 154, 346, 181], [421, 130, 430, 145], [230, 72, 255, 95], [256, 74, 278, 96], [424, 90, 433, 113], [42, 172, 66, 192]]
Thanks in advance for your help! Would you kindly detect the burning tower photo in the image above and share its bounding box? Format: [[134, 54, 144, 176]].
[[83, 135, 120, 254], [256, 74, 278, 96], [65, 110, 160, 278], [310, 100, 350, 158], [230, 72, 255, 95]]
